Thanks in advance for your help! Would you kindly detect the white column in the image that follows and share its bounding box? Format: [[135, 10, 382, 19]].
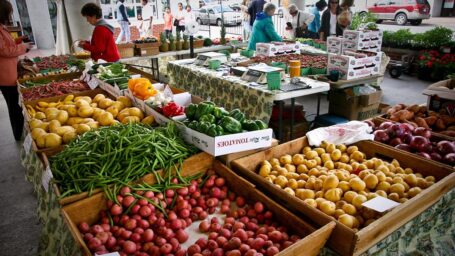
[[290, 0, 306, 10], [25, 0, 55, 49]]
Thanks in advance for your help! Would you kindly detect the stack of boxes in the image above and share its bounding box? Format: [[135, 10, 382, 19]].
[[327, 29, 383, 80]]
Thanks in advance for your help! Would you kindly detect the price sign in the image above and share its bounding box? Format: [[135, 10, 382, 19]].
[[23, 133, 32, 153], [42, 165, 53, 193], [163, 85, 174, 100], [362, 196, 400, 213], [95, 253, 120, 256], [88, 77, 99, 89]]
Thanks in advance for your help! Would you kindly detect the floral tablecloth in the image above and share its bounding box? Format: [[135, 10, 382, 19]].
[[167, 60, 276, 123], [21, 134, 455, 256]]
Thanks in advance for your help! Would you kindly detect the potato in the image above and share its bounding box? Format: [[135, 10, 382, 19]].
[[296, 189, 315, 200], [31, 128, 47, 140], [324, 188, 342, 202], [117, 96, 132, 107], [274, 175, 288, 188], [425, 176, 435, 183], [297, 180, 306, 188], [314, 147, 325, 155], [306, 159, 318, 169], [323, 174, 339, 190], [390, 183, 405, 196], [403, 174, 417, 187], [78, 106, 94, 118], [346, 145, 358, 155], [299, 173, 309, 181], [331, 149, 342, 161], [335, 209, 346, 218], [99, 112, 115, 126], [324, 161, 335, 170], [352, 195, 367, 209], [303, 199, 318, 208], [284, 164, 296, 173], [283, 187, 295, 196], [111, 101, 125, 111], [286, 172, 299, 180], [375, 190, 387, 198], [75, 99, 89, 108], [358, 170, 370, 180], [280, 155, 292, 165], [342, 203, 357, 215], [314, 179, 323, 191], [326, 144, 336, 153], [388, 193, 400, 202], [302, 146, 311, 154], [376, 181, 391, 192], [62, 131, 77, 144], [363, 174, 379, 190], [305, 178, 315, 190], [76, 124, 91, 135], [338, 181, 350, 192], [305, 150, 318, 160], [288, 153, 304, 165], [287, 179, 298, 190], [93, 94, 106, 103], [315, 190, 324, 198], [98, 98, 113, 109], [270, 158, 280, 167], [344, 191, 358, 203], [340, 154, 350, 163], [44, 133, 62, 148], [297, 164, 308, 174], [106, 106, 119, 118], [319, 201, 336, 216], [338, 214, 355, 228], [55, 126, 75, 136], [128, 107, 144, 120], [351, 151, 364, 162], [349, 178, 366, 192], [259, 165, 271, 177]]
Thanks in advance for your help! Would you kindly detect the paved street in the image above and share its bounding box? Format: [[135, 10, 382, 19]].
[[377, 17, 455, 33]]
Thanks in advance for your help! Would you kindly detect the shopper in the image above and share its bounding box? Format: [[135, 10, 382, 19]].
[[163, 6, 173, 39], [79, 3, 120, 62], [247, 3, 282, 50], [248, 0, 265, 27], [319, 0, 342, 41], [285, 4, 315, 39], [308, 0, 327, 36], [0, 0, 32, 140], [116, 0, 131, 44], [175, 2, 185, 33], [240, 0, 251, 41], [140, 0, 153, 38], [184, 5, 196, 29]]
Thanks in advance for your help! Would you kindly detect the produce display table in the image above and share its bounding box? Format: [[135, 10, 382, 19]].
[[120, 45, 234, 81], [167, 59, 330, 140], [20, 141, 455, 256], [329, 74, 383, 90]]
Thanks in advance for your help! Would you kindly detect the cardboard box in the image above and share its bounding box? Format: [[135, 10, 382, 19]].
[[255, 42, 300, 56], [343, 29, 383, 41], [329, 89, 381, 120], [179, 125, 274, 156], [342, 39, 381, 53], [342, 30, 383, 53], [423, 79, 455, 115], [360, 89, 382, 106], [145, 92, 193, 124], [327, 52, 382, 80], [327, 36, 343, 54]]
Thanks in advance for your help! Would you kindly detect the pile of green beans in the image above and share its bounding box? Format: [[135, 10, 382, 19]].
[[50, 122, 198, 197]]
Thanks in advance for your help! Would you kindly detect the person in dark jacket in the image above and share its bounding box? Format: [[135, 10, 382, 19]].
[[79, 3, 120, 62], [319, 0, 342, 40], [116, 0, 131, 43], [248, 0, 265, 26]]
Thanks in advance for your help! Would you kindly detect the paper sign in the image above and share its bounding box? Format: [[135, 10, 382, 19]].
[[362, 196, 400, 213], [163, 85, 174, 99], [88, 77, 99, 89], [95, 252, 120, 256], [23, 133, 33, 153], [42, 165, 53, 193]]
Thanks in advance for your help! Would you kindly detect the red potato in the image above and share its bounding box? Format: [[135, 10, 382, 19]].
[[142, 229, 154, 242], [188, 244, 202, 255], [122, 240, 136, 254]]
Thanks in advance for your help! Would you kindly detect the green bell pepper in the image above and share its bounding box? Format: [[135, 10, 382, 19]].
[[206, 124, 218, 137], [185, 103, 197, 120], [195, 102, 215, 120], [220, 116, 242, 134], [216, 125, 224, 136], [197, 121, 211, 134], [242, 120, 259, 131], [229, 109, 245, 123], [255, 120, 268, 130], [199, 114, 216, 124], [188, 120, 199, 130], [213, 107, 229, 120]]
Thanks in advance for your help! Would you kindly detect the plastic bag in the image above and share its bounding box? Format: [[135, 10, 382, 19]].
[[307, 121, 374, 146]]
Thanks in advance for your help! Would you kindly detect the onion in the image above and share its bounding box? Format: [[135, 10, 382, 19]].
[[400, 123, 415, 133], [410, 136, 430, 152], [417, 152, 431, 160], [378, 121, 393, 130], [373, 130, 389, 143], [414, 127, 432, 139], [437, 141, 455, 155], [387, 124, 405, 138], [389, 137, 403, 147], [402, 133, 413, 144], [430, 152, 443, 162], [443, 153, 455, 165]]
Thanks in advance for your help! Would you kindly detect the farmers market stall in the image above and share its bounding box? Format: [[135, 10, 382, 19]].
[[167, 59, 330, 141]]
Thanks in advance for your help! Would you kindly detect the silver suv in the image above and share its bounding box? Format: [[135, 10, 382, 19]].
[[195, 5, 242, 26]]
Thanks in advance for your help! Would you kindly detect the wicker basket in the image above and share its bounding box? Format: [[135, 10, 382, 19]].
[[135, 41, 160, 48], [117, 43, 135, 58], [193, 39, 204, 48], [70, 40, 91, 59], [134, 46, 160, 56]]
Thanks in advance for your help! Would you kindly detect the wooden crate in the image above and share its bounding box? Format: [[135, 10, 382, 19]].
[[61, 157, 335, 256], [231, 137, 455, 256], [44, 151, 212, 206], [194, 39, 204, 48], [17, 71, 82, 85], [134, 46, 159, 56], [134, 41, 160, 48], [117, 43, 135, 58], [218, 139, 279, 167]]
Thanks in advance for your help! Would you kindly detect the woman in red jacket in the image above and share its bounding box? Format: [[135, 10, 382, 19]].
[[0, 0, 32, 140], [79, 3, 120, 62]]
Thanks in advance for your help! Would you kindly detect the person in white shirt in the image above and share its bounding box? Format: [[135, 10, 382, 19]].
[[285, 4, 315, 39], [175, 2, 186, 33], [183, 5, 196, 30], [139, 0, 153, 38]]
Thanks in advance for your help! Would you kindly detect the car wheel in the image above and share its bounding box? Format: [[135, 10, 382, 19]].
[[376, 19, 383, 24], [410, 19, 422, 25], [389, 66, 402, 78], [197, 18, 202, 25], [395, 13, 407, 25], [217, 19, 223, 26]]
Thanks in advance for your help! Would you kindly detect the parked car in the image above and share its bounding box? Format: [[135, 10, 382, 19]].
[[367, 0, 431, 25], [195, 5, 242, 26]]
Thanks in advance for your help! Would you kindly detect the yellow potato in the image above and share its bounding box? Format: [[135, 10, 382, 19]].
[[287, 179, 298, 190], [335, 209, 346, 218], [314, 147, 325, 155], [324, 161, 335, 170], [274, 175, 288, 188], [106, 106, 119, 118], [376, 181, 391, 192], [408, 187, 422, 198], [323, 174, 339, 190], [44, 133, 62, 148], [364, 174, 379, 190], [93, 94, 106, 103], [338, 181, 350, 192], [283, 187, 295, 196], [324, 188, 342, 202], [296, 189, 315, 200], [326, 143, 336, 153], [76, 124, 91, 135], [331, 149, 342, 161], [375, 190, 387, 198], [346, 145, 358, 155], [270, 158, 280, 167], [388, 192, 400, 202], [284, 164, 296, 173], [342, 203, 357, 215], [358, 170, 370, 180], [297, 164, 308, 174], [306, 159, 318, 169], [292, 154, 305, 165], [352, 195, 367, 209], [349, 178, 366, 192], [340, 154, 350, 163], [303, 199, 318, 208], [344, 191, 358, 203], [128, 107, 144, 119], [49, 120, 61, 133], [336, 144, 347, 153], [280, 155, 292, 165], [62, 131, 77, 144], [302, 146, 311, 154], [117, 96, 132, 107], [319, 201, 336, 216], [259, 165, 271, 177], [98, 98, 113, 109], [390, 183, 405, 196], [338, 214, 356, 228], [405, 174, 418, 187], [99, 112, 115, 126], [425, 176, 435, 183], [78, 106, 94, 118], [111, 101, 125, 111], [305, 150, 318, 160]]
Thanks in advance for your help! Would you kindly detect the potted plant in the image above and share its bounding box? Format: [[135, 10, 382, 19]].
[[159, 32, 169, 52], [169, 33, 176, 51], [182, 34, 190, 50], [175, 31, 182, 51], [194, 35, 204, 48]]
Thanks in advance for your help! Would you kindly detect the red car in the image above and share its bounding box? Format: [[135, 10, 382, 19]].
[[368, 0, 431, 25]]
